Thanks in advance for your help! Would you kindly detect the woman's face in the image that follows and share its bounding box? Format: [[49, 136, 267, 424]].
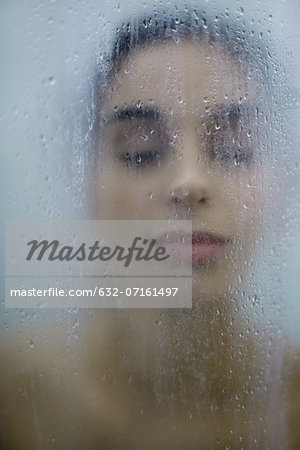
[[92, 39, 270, 298]]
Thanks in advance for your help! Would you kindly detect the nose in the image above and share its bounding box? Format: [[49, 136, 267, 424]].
[[170, 179, 210, 207], [169, 130, 215, 211], [170, 175, 213, 214]]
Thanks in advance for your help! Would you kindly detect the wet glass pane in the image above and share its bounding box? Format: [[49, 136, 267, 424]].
[[1, 0, 300, 448]]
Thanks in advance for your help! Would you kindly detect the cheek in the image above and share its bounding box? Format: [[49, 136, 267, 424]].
[[242, 170, 281, 253], [94, 169, 161, 219], [221, 170, 266, 237]]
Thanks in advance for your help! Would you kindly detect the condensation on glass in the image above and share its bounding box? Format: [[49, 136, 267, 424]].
[[0, 1, 299, 449]]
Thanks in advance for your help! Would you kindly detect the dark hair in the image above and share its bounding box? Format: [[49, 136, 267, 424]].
[[103, 8, 278, 88]]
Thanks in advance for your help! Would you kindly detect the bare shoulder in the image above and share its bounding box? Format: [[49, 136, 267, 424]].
[[0, 325, 87, 450], [0, 314, 116, 450]]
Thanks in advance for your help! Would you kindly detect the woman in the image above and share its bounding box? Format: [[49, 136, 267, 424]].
[[1, 7, 299, 450]]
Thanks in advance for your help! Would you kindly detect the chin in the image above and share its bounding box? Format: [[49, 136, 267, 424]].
[[191, 261, 235, 300]]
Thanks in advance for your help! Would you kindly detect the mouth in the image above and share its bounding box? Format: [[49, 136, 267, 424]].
[[155, 230, 231, 264]]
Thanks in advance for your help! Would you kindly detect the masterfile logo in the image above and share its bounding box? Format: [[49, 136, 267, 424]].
[[26, 237, 170, 266], [5, 220, 192, 308]]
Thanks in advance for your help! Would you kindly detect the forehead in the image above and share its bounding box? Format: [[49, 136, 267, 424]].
[[105, 39, 260, 116]]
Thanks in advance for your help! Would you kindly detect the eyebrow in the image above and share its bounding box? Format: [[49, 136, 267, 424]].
[[208, 102, 257, 119], [105, 105, 161, 124]]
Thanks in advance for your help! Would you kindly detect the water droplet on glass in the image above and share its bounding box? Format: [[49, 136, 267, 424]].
[[48, 76, 55, 86]]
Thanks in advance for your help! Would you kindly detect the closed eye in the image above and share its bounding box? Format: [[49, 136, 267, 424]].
[[120, 149, 162, 168], [103, 107, 169, 170], [205, 104, 256, 168]]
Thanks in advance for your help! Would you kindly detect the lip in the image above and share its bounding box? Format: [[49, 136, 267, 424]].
[[155, 230, 230, 264]]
